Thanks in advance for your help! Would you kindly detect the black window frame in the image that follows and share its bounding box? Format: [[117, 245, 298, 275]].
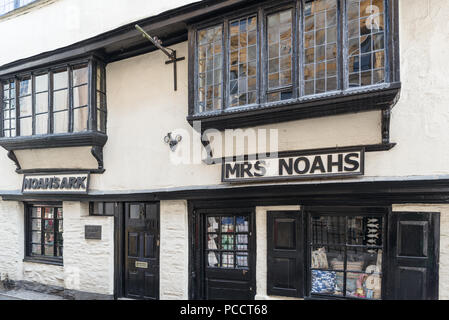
[[89, 202, 115, 217], [304, 206, 388, 300], [0, 55, 108, 151], [24, 203, 64, 266], [187, 0, 400, 131]]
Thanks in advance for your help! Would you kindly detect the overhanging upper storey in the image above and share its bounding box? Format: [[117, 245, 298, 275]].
[[187, 0, 401, 131], [0, 55, 107, 173]]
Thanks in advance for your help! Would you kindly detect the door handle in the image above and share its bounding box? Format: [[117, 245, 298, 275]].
[[157, 240, 160, 247], [242, 270, 248, 276]]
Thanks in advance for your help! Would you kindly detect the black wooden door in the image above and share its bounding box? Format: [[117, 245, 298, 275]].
[[124, 203, 160, 300], [267, 211, 304, 298], [202, 211, 255, 300], [387, 212, 440, 300]]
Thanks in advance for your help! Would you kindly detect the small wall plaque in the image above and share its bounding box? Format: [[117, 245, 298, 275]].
[[85, 225, 102, 240], [135, 261, 149, 269]]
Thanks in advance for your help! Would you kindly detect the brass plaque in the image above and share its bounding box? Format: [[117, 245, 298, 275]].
[[135, 261, 149, 269]]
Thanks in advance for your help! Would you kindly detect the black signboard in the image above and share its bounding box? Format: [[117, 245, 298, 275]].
[[85, 225, 102, 240]]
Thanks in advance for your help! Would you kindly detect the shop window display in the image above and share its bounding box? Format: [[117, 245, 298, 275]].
[[309, 214, 383, 299]]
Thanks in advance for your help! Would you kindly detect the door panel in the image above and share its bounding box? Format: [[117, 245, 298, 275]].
[[267, 211, 304, 298], [202, 211, 255, 300], [388, 212, 439, 300], [124, 203, 160, 300]]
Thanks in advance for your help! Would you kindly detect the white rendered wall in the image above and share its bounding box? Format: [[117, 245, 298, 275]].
[[160, 200, 189, 299]]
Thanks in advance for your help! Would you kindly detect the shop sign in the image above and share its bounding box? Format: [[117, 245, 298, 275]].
[[222, 148, 364, 183], [22, 172, 90, 194]]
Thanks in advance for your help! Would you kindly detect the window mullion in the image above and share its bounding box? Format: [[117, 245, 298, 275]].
[[292, 1, 300, 99], [339, 0, 346, 91], [259, 7, 266, 105], [31, 74, 36, 135], [296, 0, 302, 98], [68, 66, 73, 133], [15, 78, 20, 136], [49, 70, 54, 134], [222, 20, 229, 111], [89, 60, 96, 131]]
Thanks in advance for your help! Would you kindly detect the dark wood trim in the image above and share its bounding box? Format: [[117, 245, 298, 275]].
[[188, 84, 401, 131], [0, 131, 108, 151], [23, 257, 63, 267], [16, 168, 105, 175], [5, 178, 449, 205]]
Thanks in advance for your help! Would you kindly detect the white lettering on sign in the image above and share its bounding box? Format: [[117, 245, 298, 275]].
[[222, 149, 364, 183], [22, 173, 90, 194]]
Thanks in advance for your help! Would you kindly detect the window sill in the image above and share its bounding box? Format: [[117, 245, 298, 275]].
[[187, 83, 401, 131], [0, 131, 108, 151], [23, 257, 63, 267], [0, 131, 107, 172]]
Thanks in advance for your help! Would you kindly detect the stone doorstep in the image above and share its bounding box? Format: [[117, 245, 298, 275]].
[[0, 289, 65, 300]]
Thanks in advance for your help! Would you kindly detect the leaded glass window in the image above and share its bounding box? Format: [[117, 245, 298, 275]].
[[0, 59, 107, 138], [347, 0, 386, 87], [303, 0, 338, 95], [28, 206, 63, 259], [206, 215, 250, 269], [229, 15, 258, 107], [197, 25, 223, 113], [192, 0, 394, 116]]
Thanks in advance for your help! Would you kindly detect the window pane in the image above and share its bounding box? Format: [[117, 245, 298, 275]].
[[311, 270, 344, 296], [207, 251, 220, 267], [221, 217, 234, 233], [267, 9, 292, 102], [54, 111, 68, 133], [44, 245, 54, 257], [35, 92, 48, 114], [35, 74, 48, 92], [73, 84, 88, 108], [19, 96, 32, 117], [303, 0, 338, 95], [19, 78, 31, 96], [314, 246, 345, 270], [207, 217, 220, 232], [35, 113, 48, 135], [222, 252, 234, 268], [207, 234, 219, 250], [32, 244, 42, 256], [54, 70, 68, 90], [44, 220, 54, 232], [31, 219, 41, 230], [97, 109, 106, 133], [346, 273, 382, 299], [236, 252, 248, 269], [228, 16, 257, 108], [197, 25, 222, 113], [72, 65, 88, 86], [73, 107, 88, 132], [347, 0, 386, 87], [53, 89, 68, 111], [32, 231, 42, 243], [348, 216, 383, 246], [311, 215, 346, 244], [19, 117, 32, 136]]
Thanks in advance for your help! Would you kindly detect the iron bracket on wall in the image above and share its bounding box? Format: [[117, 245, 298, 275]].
[[7, 150, 21, 172], [135, 25, 185, 91]]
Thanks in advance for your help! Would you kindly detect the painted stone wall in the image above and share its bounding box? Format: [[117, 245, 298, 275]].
[[160, 200, 189, 300], [393, 204, 449, 300], [0, 201, 24, 282], [63, 202, 114, 296]]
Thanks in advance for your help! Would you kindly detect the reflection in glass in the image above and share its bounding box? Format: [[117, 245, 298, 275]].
[[267, 9, 293, 102], [228, 15, 257, 108], [347, 0, 386, 87], [303, 0, 338, 95], [222, 253, 234, 268], [221, 217, 234, 233], [208, 251, 220, 267], [197, 25, 223, 113]]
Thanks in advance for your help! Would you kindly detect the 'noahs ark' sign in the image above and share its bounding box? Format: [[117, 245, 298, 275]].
[[22, 173, 90, 194], [222, 148, 364, 183]]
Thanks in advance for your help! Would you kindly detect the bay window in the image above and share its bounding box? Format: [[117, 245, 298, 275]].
[[188, 0, 399, 131], [0, 57, 107, 139]]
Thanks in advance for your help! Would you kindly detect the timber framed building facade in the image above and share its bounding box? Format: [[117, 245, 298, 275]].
[[0, 0, 447, 300]]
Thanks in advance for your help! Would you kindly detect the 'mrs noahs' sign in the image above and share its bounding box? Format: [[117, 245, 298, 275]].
[[22, 173, 90, 194], [222, 148, 364, 183]]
